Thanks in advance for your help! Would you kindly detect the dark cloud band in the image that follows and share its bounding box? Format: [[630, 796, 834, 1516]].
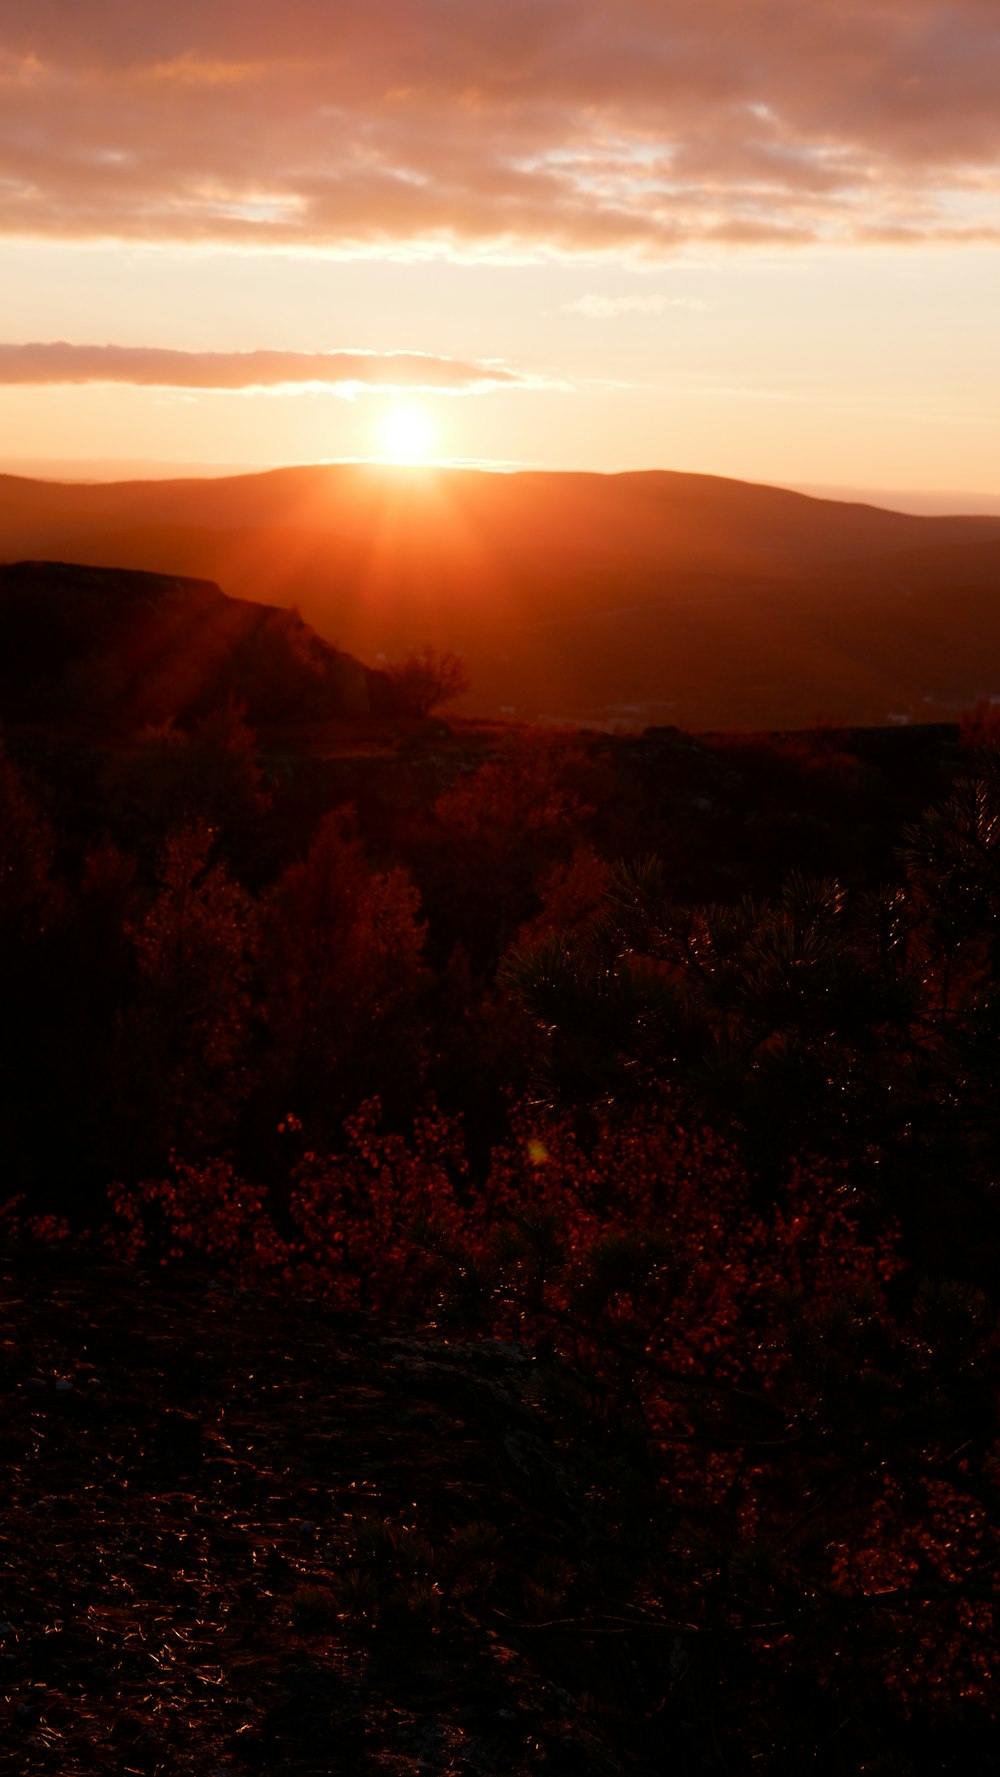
[[1, 3, 999, 252]]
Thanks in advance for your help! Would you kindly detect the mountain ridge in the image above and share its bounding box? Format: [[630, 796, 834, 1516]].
[[3, 464, 1000, 729]]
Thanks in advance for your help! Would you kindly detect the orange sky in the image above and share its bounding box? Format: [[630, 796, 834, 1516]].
[[1, 2, 998, 499]]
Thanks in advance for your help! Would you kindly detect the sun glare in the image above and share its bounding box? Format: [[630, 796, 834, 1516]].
[[380, 403, 435, 463]]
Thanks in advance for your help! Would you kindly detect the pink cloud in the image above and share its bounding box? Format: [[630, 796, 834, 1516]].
[[0, 342, 522, 390], [1, 3, 998, 253]]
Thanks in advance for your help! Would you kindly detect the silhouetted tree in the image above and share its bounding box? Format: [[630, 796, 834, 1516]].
[[102, 698, 270, 859], [0, 741, 58, 942], [386, 646, 469, 718], [263, 808, 427, 1132], [118, 819, 258, 1160], [422, 737, 590, 970]]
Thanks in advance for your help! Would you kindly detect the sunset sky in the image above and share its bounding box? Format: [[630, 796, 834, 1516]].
[[1, 1, 999, 502]]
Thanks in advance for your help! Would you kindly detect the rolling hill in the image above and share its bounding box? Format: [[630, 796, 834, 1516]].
[[3, 464, 1000, 729]]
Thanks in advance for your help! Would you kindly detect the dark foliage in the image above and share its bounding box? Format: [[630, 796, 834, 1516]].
[[3, 692, 1000, 1771]]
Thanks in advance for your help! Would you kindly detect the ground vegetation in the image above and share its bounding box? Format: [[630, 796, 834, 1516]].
[[2, 694, 998, 1772]]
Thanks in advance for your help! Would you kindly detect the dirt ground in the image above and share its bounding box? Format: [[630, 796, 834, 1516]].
[[1, 1253, 641, 1777]]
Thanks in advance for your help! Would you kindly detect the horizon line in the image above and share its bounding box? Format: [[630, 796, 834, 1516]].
[[2, 455, 1000, 519]]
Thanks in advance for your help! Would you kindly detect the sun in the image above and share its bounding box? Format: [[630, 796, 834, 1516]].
[[380, 403, 435, 463]]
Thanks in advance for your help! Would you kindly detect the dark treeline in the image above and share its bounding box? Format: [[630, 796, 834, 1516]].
[[2, 701, 978, 1220]]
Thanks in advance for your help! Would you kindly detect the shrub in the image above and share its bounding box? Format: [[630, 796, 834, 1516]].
[[385, 646, 469, 718]]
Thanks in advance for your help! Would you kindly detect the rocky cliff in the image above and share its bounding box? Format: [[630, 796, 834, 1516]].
[[0, 560, 394, 730]]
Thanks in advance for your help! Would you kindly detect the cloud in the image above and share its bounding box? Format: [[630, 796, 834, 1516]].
[[562, 294, 714, 317], [0, 342, 522, 392], [1, 3, 999, 255]]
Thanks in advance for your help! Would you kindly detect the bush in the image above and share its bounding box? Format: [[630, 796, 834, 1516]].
[[386, 646, 469, 718]]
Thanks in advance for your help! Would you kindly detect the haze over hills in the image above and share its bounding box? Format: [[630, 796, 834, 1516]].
[[3, 464, 1000, 730]]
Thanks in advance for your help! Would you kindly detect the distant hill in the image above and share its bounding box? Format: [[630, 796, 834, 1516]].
[[0, 559, 393, 731], [3, 465, 1000, 728]]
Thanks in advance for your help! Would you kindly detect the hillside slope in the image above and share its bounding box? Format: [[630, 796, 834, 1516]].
[[3, 466, 1000, 728], [0, 559, 392, 731]]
